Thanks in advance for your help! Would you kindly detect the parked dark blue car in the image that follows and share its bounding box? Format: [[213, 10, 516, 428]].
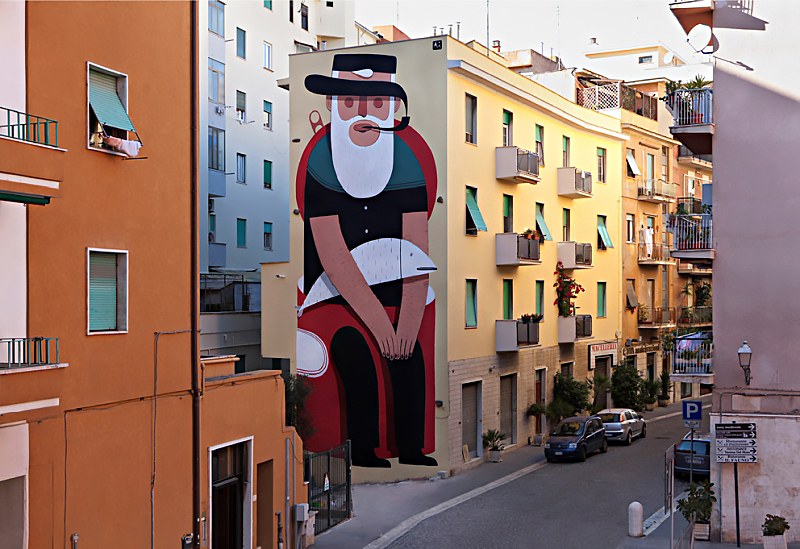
[[544, 415, 608, 462]]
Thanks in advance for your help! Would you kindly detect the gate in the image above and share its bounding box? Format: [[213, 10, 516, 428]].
[[304, 441, 353, 535]]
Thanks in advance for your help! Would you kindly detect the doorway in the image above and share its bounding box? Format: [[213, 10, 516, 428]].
[[210, 438, 252, 549], [462, 382, 481, 459]]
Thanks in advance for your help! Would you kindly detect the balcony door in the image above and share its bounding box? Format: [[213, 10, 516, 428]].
[[646, 153, 655, 191]]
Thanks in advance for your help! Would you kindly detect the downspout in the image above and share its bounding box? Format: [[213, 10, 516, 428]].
[[190, 0, 201, 547]]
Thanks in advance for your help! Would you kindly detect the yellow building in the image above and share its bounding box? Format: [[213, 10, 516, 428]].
[[264, 35, 627, 481]]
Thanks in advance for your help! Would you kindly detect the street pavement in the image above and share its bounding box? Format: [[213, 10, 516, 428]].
[[313, 397, 713, 549]]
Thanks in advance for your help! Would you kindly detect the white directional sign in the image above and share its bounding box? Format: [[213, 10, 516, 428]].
[[716, 422, 757, 463]]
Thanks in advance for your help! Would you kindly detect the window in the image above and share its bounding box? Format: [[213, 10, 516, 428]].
[[562, 136, 570, 167], [626, 148, 640, 178], [646, 353, 655, 381], [646, 153, 655, 184], [597, 215, 613, 250], [598, 282, 607, 318], [502, 194, 513, 233], [88, 249, 128, 333], [597, 147, 606, 183], [465, 186, 487, 236], [209, 214, 216, 242], [466, 279, 477, 327], [626, 279, 637, 309], [535, 124, 544, 166], [289, 0, 294, 22], [647, 215, 655, 231], [300, 3, 308, 30], [264, 0, 272, 8], [263, 101, 272, 129], [236, 153, 246, 183], [327, 0, 334, 5], [626, 213, 635, 243], [662, 146, 670, 182], [88, 65, 137, 150], [535, 280, 544, 317], [263, 222, 273, 250], [236, 218, 247, 248], [263, 42, 272, 70], [465, 94, 477, 144], [209, 0, 224, 37], [503, 279, 513, 320], [502, 110, 513, 146], [208, 58, 225, 103], [560, 362, 573, 376], [562, 208, 570, 241], [263, 160, 272, 188], [639, 55, 653, 64], [236, 27, 246, 58], [208, 127, 225, 171], [236, 90, 246, 121], [535, 203, 552, 241]]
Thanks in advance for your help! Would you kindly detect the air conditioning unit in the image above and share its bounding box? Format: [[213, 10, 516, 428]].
[[208, 199, 215, 213]]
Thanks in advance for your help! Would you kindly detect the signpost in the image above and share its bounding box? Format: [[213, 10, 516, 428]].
[[682, 401, 702, 483], [716, 422, 757, 547], [665, 444, 676, 549]]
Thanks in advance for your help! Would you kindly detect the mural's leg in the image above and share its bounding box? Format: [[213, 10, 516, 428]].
[[388, 342, 437, 466], [330, 326, 390, 468]]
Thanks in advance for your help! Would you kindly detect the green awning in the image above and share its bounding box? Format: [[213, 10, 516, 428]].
[[598, 218, 614, 248], [89, 70, 136, 132], [465, 188, 487, 232], [0, 192, 50, 206], [535, 206, 552, 241], [503, 111, 511, 125]]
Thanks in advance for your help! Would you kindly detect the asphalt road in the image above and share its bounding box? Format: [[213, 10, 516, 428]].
[[386, 405, 711, 549]]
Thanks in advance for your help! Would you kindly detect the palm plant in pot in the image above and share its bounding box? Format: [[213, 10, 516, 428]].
[[762, 514, 790, 549], [482, 429, 506, 462], [642, 380, 660, 411], [658, 369, 671, 406], [677, 480, 716, 541]]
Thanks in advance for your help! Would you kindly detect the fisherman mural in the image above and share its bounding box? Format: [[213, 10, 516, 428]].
[[295, 53, 438, 468]]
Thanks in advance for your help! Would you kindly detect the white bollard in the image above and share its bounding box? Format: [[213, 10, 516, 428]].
[[628, 501, 644, 537]]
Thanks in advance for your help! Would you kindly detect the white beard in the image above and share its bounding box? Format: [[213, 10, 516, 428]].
[[330, 97, 394, 199]]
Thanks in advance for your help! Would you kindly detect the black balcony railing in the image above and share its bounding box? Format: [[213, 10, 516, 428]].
[[200, 273, 260, 312], [621, 85, 658, 121], [678, 145, 712, 164], [516, 321, 540, 346], [638, 307, 675, 326], [676, 197, 704, 215], [678, 306, 712, 325], [576, 315, 592, 338], [0, 337, 60, 369]]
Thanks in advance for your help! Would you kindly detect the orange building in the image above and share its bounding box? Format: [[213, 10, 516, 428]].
[[0, 2, 304, 548]]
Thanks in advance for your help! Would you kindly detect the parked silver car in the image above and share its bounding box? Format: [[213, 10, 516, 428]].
[[597, 408, 646, 445]]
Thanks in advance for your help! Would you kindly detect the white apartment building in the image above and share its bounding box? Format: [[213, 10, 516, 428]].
[[198, 0, 380, 369]]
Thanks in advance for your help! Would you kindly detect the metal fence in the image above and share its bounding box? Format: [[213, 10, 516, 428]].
[[304, 441, 353, 535], [200, 273, 261, 312], [637, 177, 678, 201], [678, 306, 712, 325], [517, 235, 540, 261], [638, 243, 674, 263], [516, 148, 539, 177], [670, 89, 713, 126], [0, 337, 60, 369], [638, 307, 676, 326], [678, 145, 712, 164], [0, 106, 59, 147], [673, 517, 695, 549]]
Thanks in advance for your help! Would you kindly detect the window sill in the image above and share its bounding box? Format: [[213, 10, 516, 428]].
[[263, 67, 273, 72], [465, 232, 478, 237], [0, 362, 68, 375], [236, 181, 246, 185], [87, 330, 128, 336], [465, 141, 478, 147], [87, 145, 128, 158], [465, 325, 478, 330], [264, 186, 272, 190]]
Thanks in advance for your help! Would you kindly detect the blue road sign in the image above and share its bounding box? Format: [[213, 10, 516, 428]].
[[683, 400, 702, 428]]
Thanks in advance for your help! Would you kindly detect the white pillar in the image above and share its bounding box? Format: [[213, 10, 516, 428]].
[[628, 501, 644, 537]]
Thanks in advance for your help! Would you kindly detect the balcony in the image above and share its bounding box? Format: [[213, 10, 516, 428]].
[[677, 305, 712, 327], [496, 233, 540, 266], [0, 337, 66, 372], [558, 167, 592, 198], [209, 241, 227, 268], [668, 212, 714, 260], [677, 260, 712, 275], [576, 82, 658, 121], [638, 243, 675, 265], [677, 145, 712, 167], [557, 241, 592, 269], [496, 146, 540, 184], [637, 307, 676, 329], [208, 168, 226, 198], [201, 273, 261, 313], [637, 177, 677, 203], [668, 89, 713, 155], [672, 333, 714, 383], [558, 314, 592, 344], [1, 106, 58, 147], [496, 319, 540, 352]]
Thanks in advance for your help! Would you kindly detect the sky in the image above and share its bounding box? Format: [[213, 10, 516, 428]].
[[354, 0, 706, 68]]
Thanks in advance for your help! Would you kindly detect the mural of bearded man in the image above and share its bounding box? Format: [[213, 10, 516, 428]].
[[295, 53, 438, 468]]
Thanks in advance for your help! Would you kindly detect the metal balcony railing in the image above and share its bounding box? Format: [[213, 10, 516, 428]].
[[637, 307, 676, 326], [0, 337, 60, 369], [673, 335, 713, 375], [678, 306, 713, 325], [668, 89, 713, 126], [670, 213, 713, 251], [200, 273, 260, 312], [575, 243, 592, 266], [637, 178, 677, 201], [517, 235, 540, 262], [0, 106, 59, 147], [676, 197, 704, 215], [576, 82, 658, 121], [576, 315, 592, 338], [516, 148, 539, 178], [516, 321, 540, 346], [638, 243, 673, 262], [576, 170, 592, 194], [678, 145, 712, 164]]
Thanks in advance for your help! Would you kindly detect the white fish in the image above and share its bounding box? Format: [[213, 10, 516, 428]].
[[299, 238, 436, 315]]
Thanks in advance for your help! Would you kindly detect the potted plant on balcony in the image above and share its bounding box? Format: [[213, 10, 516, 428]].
[[677, 480, 716, 541], [637, 305, 649, 324], [554, 262, 584, 317], [658, 369, 671, 407], [762, 514, 790, 549], [482, 429, 506, 462]]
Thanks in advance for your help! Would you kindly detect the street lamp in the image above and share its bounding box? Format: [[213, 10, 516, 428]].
[[738, 341, 752, 386]]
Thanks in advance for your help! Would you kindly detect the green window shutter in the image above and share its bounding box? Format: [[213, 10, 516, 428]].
[[465, 188, 487, 232], [263, 100, 272, 113], [236, 28, 246, 58], [466, 280, 477, 327], [503, 280, 512, 320], [535, 203, 552, 241], [264, 160, 272, 186], [562, 136, 568, 152], [237, 219, 246, 247], [536, 125, 542, 142], [598, 282, 607, 317], [503, 195, 510, 217], [598, 216, 614, 248], [89, 252, 117, 331], [264, 0, 272, 8], [89, 69, 136, 132], [536, 280, 544, 316], [264, 222, 272, 233], [503, 111, 510, 125]]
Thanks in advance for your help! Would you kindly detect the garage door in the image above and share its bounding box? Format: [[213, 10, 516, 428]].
[[462, 382, 479, 458], [500, 374, 516, 444]]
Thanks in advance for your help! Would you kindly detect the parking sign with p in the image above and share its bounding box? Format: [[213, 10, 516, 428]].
[[683, 400, 702, 429]]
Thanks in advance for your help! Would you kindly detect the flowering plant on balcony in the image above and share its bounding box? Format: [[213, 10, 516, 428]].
[[520, 313, 544, 324], [554, 261, 584, 317]]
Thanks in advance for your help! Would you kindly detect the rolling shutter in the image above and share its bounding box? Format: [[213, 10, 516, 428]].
[[89, 69, 136, 132], [500, 375, 515, 443], [462, 382, 479, 458], [89, 252, 117, 331]]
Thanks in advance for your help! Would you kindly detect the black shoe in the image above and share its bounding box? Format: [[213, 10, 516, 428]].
[[352, 452, 391, 468], [398, 450, 438, 466]]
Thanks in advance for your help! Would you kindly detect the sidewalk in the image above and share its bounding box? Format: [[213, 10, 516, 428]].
[[313, 399, 704, 549]]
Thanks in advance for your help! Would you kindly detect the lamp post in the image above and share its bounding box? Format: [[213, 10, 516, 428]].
[[738, 341, 752, 386]]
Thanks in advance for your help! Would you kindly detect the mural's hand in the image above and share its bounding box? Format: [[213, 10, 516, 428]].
[[394, 324, 418, 360], [369, 318, 397, 360]]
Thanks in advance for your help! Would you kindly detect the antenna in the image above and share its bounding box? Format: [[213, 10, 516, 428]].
[[486, 0, 490, 57], [457, 22, 460, 41]]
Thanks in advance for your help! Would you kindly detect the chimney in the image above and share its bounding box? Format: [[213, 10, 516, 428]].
[[492, 40, 501, 52], [589, 37, 598, 45]]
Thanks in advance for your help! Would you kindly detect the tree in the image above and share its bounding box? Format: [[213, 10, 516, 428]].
[[553, 372, 590, 413], [611, 361, 644, 411], [282, 373, 315, 442]]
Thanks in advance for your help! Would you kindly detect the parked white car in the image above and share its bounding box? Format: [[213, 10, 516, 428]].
[[597, 408, 646, 445]]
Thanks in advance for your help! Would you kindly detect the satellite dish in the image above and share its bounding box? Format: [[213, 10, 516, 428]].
[[687, 24, 712, 51], [663, 52, 675, 65]]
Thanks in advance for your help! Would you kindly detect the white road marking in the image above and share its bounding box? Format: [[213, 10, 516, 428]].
[[643, 490, 688, 536], [647, 400, 712, 424]]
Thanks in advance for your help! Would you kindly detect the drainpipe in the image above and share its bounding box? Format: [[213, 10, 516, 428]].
[[190, 0, 201, 547]]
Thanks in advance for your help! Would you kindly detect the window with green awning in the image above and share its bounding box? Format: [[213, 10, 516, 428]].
[[89, 69, 136, 133], [535, 203, 552, 241], [598, 215, 614, 249], [465, 186, 487, 234]]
